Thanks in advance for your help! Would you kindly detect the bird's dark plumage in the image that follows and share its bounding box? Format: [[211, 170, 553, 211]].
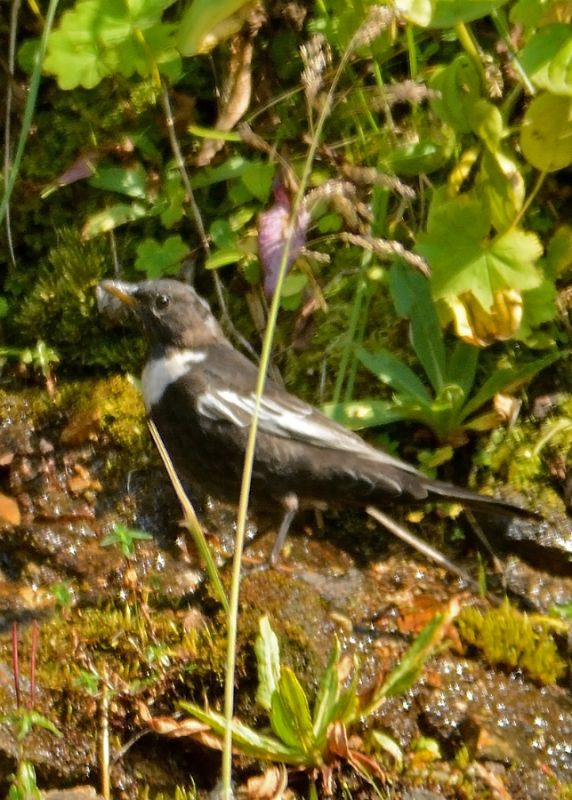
[[99, 278, 536, 559]]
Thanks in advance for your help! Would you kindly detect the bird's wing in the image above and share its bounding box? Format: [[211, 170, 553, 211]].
[[196, 386, 421, 476]]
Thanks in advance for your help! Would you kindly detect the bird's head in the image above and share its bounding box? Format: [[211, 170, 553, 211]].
[[98, 279, 225, 353]]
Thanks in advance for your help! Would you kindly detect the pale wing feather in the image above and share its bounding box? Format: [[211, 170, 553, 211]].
[[197, 388, 421, 476]]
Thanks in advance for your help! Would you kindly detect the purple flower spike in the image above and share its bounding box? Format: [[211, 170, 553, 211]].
[[258, 182, 310, 298]]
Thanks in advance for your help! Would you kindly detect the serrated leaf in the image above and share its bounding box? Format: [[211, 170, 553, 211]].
[[521, 92, 572, 172], [255, 616, 281, 712], [418, 192, 542, 312], [44, 0, 177, 89], [270, 668, 315, 754]]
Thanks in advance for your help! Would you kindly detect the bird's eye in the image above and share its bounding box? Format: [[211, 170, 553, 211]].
[[154, 294, 170, 312]]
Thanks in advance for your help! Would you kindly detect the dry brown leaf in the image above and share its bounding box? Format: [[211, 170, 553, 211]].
[[446, 289, 523, 346], [0, 493, 21, 526], [238, 765, 288, 799]]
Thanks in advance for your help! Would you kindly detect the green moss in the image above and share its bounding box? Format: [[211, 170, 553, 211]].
[[10, 229, 141, 371], [457, 601, 566, 685]]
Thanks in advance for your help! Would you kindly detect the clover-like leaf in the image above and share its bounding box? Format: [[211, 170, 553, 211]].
[[135, 236, 189, 279], [44, 0, 177, 89], [418, 191, 542, 313]]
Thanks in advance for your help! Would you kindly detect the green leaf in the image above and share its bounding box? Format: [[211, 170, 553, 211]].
[[545, 225, 572, 279], [356, 348, 432, 404], [520, 23, 572, 96], [241, 161, 276, 202], [81, 202, 148, 238], [515, 280, 558, 345], [89, 164, 148, 199], [177, 0, 253, 55], [520, 92, 572, 172], [323, 400, 411, 430], [312, 640, 341, 739], [382, 126, 455, 176], [446, 341, 479, 398], [179, 702, 304, 763], [44, 0, 177, 90], [430, 55, 482, 133], [255, 616, 281, 712], [135, 236, 189, 279], [461, 351, 562, 421], [418, 191, 542, 311], [270, 668, 315, 755], [204, 249, 243, 270], [477, 149, 525, 233], [397, 0, 510, 28], [468, 99, 505, 151]]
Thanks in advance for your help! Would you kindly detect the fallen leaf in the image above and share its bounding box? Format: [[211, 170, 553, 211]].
[[239, 765, 288, 799]]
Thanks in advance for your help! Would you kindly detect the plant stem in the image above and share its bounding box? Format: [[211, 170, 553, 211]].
[[0, 0, 61, 226], [220, 13, 392, 796]]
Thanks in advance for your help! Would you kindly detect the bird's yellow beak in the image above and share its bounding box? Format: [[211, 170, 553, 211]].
[[99, 280, 138, 307]]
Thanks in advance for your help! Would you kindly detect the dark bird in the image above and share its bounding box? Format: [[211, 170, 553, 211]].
[[98, 278, 536, 564]]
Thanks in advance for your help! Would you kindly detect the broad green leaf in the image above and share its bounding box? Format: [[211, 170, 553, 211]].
[[190, 156, 249, 188], [461, 351, 561, 421], [241, 161, 275, 202], [270, 668, 315, 754], [430, 55, 482, 133], [418, 192, 542, 311], [397, 0, 509, 28], [209, 219, 236, 249], [382, 127, 455, 176], [521, 92, 572, 172], [255, 616, 281, 712], [356, 347, 432, 404], [323, 400, 414, 430], [520, 23, 572, 96], [179, 702, 304, 763], [312, 640, 341, 739], [81, 202, 148, 238], [177, 0, 253, 56], [135, 236, 189, 278], [44, 0, 177, 89], [89, 164, 148, 198]]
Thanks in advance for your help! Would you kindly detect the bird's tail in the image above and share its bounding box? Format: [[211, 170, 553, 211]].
[[424, 478, 540, 519]]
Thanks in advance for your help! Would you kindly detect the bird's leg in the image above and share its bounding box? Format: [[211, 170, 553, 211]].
[[270, 493, 299, 566]]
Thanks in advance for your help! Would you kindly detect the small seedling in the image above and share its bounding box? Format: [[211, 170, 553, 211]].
[[101, 524, 153, 559]]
